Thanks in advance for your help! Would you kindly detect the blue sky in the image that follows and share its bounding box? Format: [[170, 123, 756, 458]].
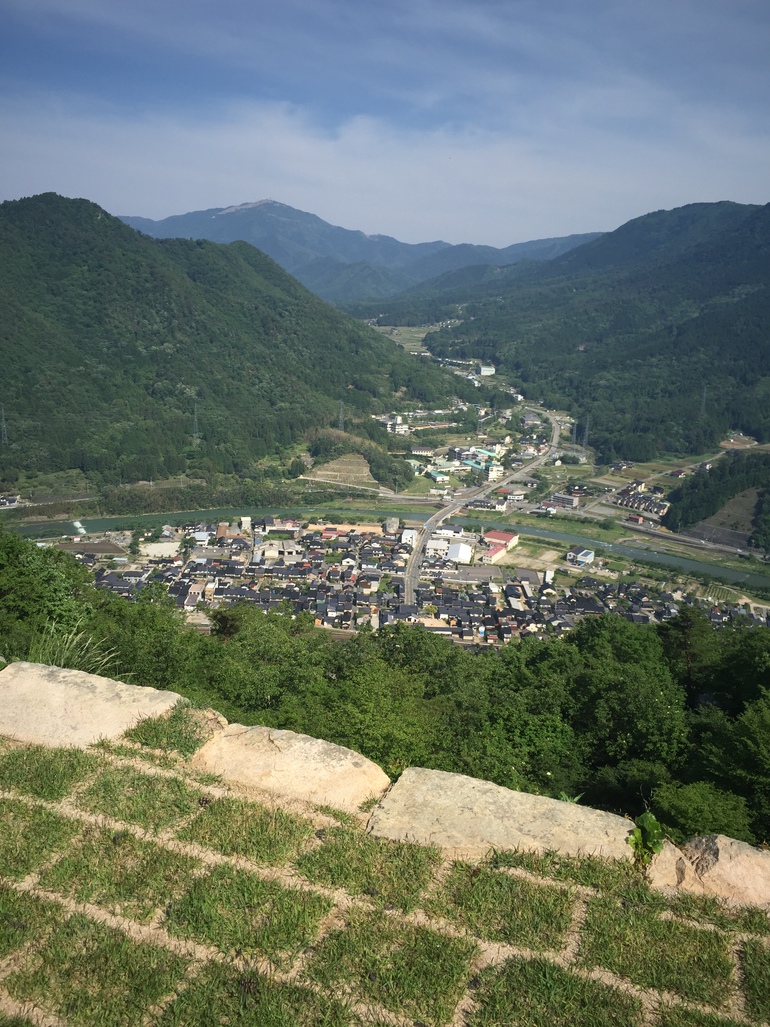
[[1, 0, 768, 245]]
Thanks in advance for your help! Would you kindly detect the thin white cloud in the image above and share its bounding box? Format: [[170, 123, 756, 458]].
[[1, 89, 768, 245]]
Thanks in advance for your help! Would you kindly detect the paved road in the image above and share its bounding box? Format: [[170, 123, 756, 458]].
[[402, 408, 560, 604]]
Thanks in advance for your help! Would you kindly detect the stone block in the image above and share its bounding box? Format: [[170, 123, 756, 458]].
[[192, 723, 390, 813], [683, 834, 770, 908], [368, 766, 633, 860], [0, 662, 180, 748], [647, 840, 706, 896]]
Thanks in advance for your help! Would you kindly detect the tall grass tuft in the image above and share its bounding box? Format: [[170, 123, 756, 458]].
[[26, 618, 123, 678]]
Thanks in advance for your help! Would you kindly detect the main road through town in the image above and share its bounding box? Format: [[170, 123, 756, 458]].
[[402, 408, 561, 605]]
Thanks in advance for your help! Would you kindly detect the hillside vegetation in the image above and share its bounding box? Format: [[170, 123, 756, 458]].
[[2, 527, 770, 846], [0, 194, 458, 487], [119, 199, 600, 304], [357, 201, 770, 462], [664, 451, 770, 553]]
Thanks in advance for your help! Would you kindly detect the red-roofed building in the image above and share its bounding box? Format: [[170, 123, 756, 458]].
[[483, 530, 519, 550]]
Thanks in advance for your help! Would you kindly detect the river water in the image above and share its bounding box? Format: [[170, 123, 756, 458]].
[[8, 505, 770, 590]]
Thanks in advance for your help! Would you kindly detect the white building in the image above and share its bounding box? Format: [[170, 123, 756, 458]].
[[447, 541, 473, 564]]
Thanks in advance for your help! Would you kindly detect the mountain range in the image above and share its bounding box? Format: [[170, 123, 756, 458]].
[[378, 200, 770, 461], [0, 194, 461, 487], [119, 200, 601, 304]]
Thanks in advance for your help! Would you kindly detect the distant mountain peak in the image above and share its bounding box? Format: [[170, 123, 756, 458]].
[[218, 200, 277, 215]]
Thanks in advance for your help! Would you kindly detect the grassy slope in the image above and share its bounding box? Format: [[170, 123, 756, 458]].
[[1, 707, 768, 1027]]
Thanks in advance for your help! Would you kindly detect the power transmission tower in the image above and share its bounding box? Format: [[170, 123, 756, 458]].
[[582, 414, 590, 449], [338, 401, 344, 432], [0, 407, 7, 448]]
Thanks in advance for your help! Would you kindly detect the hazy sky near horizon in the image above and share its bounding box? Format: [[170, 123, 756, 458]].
[[1, 0, 768, 246]]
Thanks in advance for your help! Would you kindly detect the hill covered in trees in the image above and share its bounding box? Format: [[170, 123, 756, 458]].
[[2, 526, 770, 846], [0, 194, 461, 487], [119, 199, 600, 304], [354, 201, 770, 462]]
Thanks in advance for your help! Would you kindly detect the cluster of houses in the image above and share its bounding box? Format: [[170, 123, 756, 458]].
[[86, 513, 768, 644], [611, 480, 670, 518], [417, 442, 512, 486]]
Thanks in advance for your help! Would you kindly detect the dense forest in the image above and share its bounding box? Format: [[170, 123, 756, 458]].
[[2, 527, 769, 846], [663, 452, 770, 552], [0, 194, 467, 488], [350, 202, 770, 462]]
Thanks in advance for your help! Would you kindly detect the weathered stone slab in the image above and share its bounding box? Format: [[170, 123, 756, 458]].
[[683, 834, 770, 908], [0, 662, 180, 748], [368, 767, 633, 860], [192, 723, 390, 813], [647, 840, 706, 897]]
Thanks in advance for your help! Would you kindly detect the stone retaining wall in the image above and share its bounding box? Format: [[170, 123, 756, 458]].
[[1, 662, 768, 908]]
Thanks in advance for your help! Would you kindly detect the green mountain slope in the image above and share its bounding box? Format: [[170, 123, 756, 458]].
[[418, 201, 770, 460], [0, 193, 456, 485], [119, 200, 600, 303]]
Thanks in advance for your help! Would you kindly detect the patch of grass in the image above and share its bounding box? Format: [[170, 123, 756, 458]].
[[165, 864, 331, 966], [579, 893, 733, 1005], [487, 847, 637, 892], [39, 825, 201, 922], [295, 826, 440, 911], [0, 798, 81, 879], [741, 939, 770, 1022], [357, 794, 381, 814], [156, 960, 351, 1026], [0, 883, 62, 958], [306, 909, 476, 1026], [314, 804, 358, 828], [468, 956, 642, 1027], [656, 1006, 746, 1027], [0, 744, 100, 800], [91, 739, 182, 770], [179, 797, 313, 866], [76, 765, 202, 830], [5, 914, 188, 1026], [668, 892, 770, 936], [428, 863, 573, 950], [123, 703, 207, 757]]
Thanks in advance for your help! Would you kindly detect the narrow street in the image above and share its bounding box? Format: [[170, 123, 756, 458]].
[[402, 408, 561, 604]]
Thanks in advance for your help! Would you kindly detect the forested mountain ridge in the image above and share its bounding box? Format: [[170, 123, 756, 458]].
[[412, 201, 770, 461], [0, 193, 457, 485], [119, 199, 600, 303]]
